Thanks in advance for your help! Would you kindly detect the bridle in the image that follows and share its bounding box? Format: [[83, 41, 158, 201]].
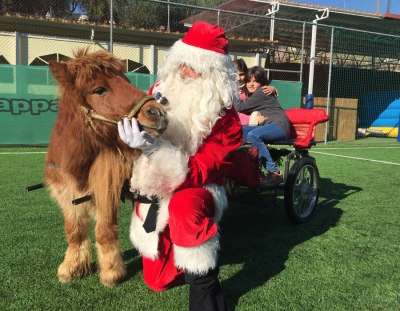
[[79, 94, 156, 164], [80, 95, 155, 128]]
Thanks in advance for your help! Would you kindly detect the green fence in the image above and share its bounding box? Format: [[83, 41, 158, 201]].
[[0, 65, 157, 146], [270, 81, 302, 110], [0, 65, 302, 146]]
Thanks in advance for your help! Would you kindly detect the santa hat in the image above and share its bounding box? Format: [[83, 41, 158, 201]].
[[161, 22, 233, 75], [182, 22, 228, 54]]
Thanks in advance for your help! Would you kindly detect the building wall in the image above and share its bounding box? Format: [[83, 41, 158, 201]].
[[0, 31, 269, 75]]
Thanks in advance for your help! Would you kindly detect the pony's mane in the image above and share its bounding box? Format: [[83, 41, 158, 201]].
[[68, 48, 127, 89]]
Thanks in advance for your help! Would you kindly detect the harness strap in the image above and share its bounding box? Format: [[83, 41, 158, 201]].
[[142, 201, 160, 233], [132, 192, 160, 233], [135, 194, 158, 204]]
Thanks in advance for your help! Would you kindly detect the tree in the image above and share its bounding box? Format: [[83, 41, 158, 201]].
[[77, 0, 227, 30], [81, 0, 110, 24], [164, 0, 226, 32], [116, 1, 166, 30], [1, 0, 82, 17], [0, 0, 225, 30]]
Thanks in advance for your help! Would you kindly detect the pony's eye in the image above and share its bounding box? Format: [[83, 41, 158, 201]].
[[94, 87, 107, 96]]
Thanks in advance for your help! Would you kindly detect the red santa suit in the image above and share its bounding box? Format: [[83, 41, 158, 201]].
[[130, 107, 241, 291], [126, 22, 242, 309]]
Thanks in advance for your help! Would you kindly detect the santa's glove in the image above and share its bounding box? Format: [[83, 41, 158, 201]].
[[118, 117, 159, 156]]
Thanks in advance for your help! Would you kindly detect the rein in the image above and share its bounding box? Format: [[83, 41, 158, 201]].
[[80, 95, 155, 164]]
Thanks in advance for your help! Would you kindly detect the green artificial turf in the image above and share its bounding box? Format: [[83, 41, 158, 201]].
[[1, 138, 399, 310]]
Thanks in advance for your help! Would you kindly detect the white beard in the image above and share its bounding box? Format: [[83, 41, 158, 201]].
[[154, 72, 223, 155]]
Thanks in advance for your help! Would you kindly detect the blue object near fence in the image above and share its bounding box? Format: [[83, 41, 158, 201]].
[[305, 94, 314, 109], [398, 112, 400, 143]]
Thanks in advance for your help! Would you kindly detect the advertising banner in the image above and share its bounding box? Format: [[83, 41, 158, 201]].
[[0, 65, 157, 145]]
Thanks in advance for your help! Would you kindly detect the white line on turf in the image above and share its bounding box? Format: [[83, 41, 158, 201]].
[[311, 151, 400, 166], [0, 152, 47, 155], [312, 146, 400, 150]]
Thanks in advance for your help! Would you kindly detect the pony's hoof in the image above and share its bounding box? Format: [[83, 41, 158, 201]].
[[100, 266, 127, 287], [58, 273, 77, 283], [57, 262, 89, 283]]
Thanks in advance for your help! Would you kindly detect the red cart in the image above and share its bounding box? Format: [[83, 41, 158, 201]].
[[225, 108, 330, 225]]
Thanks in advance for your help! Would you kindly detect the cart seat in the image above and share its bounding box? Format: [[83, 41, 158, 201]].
[[270, 108, 330, 149]]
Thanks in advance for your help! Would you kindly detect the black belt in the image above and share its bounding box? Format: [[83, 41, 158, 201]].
[[135, 194, 159, 233]]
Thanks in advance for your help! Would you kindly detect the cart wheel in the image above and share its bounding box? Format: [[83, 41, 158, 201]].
[[284, 157, 319, 225]]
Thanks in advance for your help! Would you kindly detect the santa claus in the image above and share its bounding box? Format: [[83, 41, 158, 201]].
[[118, 22, 243, 310]]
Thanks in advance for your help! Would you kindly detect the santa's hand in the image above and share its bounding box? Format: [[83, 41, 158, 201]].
[[118, 117, 159, 156]]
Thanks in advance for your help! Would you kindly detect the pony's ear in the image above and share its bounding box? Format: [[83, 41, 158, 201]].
[[49, 61, 73, 85]]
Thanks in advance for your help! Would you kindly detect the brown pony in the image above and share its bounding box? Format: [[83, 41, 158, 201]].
[[45, 48, 168, 287]]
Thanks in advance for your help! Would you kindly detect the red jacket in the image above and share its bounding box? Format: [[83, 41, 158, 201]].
[[176, 107, 243, 191], [149, 83, 243, 191]]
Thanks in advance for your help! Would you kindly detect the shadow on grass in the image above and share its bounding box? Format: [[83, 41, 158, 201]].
[[220, 177, 361, 310], [122, 248, 142, 284]]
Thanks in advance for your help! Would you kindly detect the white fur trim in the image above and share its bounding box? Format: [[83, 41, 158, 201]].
[[174, 234, 220, 275], [130, 139, 188, 197], [167, 40, 233, 76], [129, 197, 170, 260], [203, 184, 228, 224], [129, 185, 227, 260]]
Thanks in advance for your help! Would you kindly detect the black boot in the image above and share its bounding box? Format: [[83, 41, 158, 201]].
[[185, 265, 229, 311]]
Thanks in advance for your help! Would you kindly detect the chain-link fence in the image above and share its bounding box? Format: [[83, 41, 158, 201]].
[[1, 0, 400, 145]]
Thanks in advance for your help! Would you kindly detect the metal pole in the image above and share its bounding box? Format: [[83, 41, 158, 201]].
[[270, 12, 275, 42], [266, 2, 279, 43], [91, 28, 95, 52], [299, 23, 305, 83], [307, 20, 317, 96], [110, 0, 113, 53], [325, 27, 335, 145], [150, 45, 155, 75], [15, 31, 19, 65], [167, 0, 170, 31], [306, 8, 329, 109]]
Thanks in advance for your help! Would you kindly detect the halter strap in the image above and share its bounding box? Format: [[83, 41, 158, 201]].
[[125, 95, 155, 120], [80, 106, 118, 125], [80, 95, 155, 126], [79, 95, 156, 164]]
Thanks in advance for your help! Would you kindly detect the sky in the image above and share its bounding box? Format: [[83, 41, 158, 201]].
[[296, 0, 399, 15]]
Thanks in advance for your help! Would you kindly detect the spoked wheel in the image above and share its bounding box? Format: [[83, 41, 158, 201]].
[[284, 157, 319, 225]]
